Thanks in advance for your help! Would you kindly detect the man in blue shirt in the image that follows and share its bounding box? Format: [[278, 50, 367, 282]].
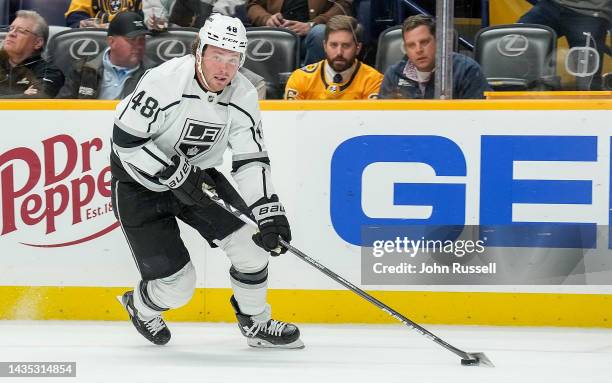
[[379, 15, 490, 99], [59, 11, 154, 99]]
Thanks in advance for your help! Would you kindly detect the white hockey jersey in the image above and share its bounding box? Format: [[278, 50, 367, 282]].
[[111, 54, 275, 206]]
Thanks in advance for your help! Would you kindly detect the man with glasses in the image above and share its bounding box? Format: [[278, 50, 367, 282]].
[[0, 10, 65, 98], [111, 13, 301, 349], [59, 11, 154, 99]]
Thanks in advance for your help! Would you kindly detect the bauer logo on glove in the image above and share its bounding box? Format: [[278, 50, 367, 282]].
[[157, 155, 216, 206], [251, 195, 291, 256]]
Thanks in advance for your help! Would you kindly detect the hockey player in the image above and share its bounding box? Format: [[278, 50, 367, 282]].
[[110, 13, 302, 349]]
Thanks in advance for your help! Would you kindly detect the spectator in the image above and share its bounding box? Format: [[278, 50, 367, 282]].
[[379, 15, 489, 99], [143, 0, 245, 30], [65, 0, 143, 28], [0, 10, 64, 98], [518, 0, 611, 90], [284, 15, 382, 99], [58, 12, 152, 99], [247, 0, 352, 65]]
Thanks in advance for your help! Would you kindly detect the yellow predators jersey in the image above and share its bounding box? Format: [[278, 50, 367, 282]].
[[284, 60, 383, 100], [65, 0, 142, 22]]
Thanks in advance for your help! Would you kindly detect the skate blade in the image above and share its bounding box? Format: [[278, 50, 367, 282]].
[[247, 337, 305, 349]]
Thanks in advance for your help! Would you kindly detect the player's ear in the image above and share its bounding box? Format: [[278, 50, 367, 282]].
[[356, 42, 362, 55]]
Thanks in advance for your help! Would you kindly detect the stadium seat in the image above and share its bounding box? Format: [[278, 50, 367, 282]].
[[474, 24, 560, 91], [42, 25, 70, 58], [0, 0, 8, 26], [0, 30, 6, 48], [244, 27, 300, 99], [145, 28, 197, 67], [46, 28, 108, 77], [375, 25, 403, 74], [18, 0, 70, 26]]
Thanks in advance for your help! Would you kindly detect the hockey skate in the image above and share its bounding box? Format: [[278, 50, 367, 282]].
[[121, 291, 171, 345], [230, 295, 304, 349]]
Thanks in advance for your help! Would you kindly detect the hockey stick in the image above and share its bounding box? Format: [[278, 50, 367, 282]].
[[202, 189, 494, 367]]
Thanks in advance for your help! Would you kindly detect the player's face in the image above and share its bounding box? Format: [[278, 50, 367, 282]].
[[200, 45, 241, 92], [403, 25, 436, 72], [3, 17, 43, 61], [108, 35, 146, 68], [324, 30, 361, 73]]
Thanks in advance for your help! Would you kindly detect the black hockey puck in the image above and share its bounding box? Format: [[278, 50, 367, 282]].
[[461, 358, 479, 366]]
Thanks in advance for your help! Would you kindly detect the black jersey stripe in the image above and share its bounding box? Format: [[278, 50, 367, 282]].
[[142, 147, 170, 167], [249, 126, 263, 152], [227, 102, 262, 151], [147, 100, 180, 133], [182, 94, 200, 99], [113, 124, 150, 148], [128, 163, 163, 184], [231, 157, 270, 173], [262, 167, 267, 197], [228, 102, 255, 126]]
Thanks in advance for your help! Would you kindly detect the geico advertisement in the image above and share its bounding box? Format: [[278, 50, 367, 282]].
[[318, 112, 610, 249], [272, 108, 612, 289], [330, 134, 604, 248]]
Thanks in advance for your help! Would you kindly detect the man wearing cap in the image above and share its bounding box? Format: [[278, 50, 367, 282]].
[[59, 11, 154, 99]]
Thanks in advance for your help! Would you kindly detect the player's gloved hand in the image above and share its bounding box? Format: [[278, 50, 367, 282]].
[[251, 195, 291, 256], [157, 155, 216, 206]]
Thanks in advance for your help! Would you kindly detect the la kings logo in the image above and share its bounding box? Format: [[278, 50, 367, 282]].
[[175, 118, 224, 160]]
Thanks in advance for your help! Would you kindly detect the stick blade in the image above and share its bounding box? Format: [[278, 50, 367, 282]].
[[461, 352, 494, 367]]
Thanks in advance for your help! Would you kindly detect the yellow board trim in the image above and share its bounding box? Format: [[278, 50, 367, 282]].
[[0, 286, 610, 327], [0, 99, 611, 111], [0, 100, 119, 110], [486, 91, 612, 100]]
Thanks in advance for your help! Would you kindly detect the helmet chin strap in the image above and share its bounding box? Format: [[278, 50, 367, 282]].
[[196, 40, 213, 92]]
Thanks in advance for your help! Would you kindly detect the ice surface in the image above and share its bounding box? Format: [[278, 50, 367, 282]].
[[0, 321, 610, 383]]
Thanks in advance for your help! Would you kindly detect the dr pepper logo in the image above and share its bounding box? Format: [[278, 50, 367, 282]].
[[0, 134, 118, 247]]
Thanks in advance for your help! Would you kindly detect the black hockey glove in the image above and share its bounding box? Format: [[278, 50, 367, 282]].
[[157, 155, 216, 206], [251, 195, 291, 256]]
